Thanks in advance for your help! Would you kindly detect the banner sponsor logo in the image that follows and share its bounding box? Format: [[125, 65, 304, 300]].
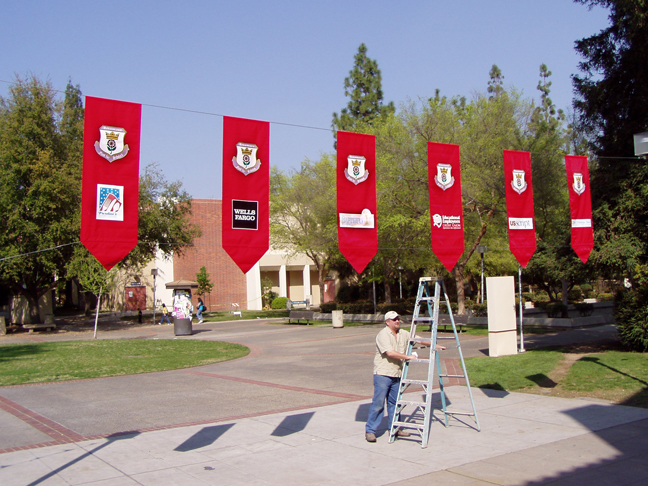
[[94, 125, 129, 162], [232, 199, 258, 230], [434, 163, 455, 191], [232, 142, 261, 176], [572, 173, 586, 195], [339, 209, 375, 228], [344, 155, 369, 185], [508, 217, 534, 230], [572, 218, 592, 228], [432, 213, 462, 230], [96, 184, 124, 221], [511, 169, 528, 194]]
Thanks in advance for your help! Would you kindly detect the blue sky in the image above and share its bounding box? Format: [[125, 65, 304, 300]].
[[1, 1, 609, 199]]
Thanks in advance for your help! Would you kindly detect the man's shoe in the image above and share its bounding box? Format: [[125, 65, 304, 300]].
[[396, 429, 411, 437], [365, 432, 376, 442]]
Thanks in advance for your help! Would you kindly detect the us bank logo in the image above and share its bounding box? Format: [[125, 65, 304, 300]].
[[96, 184, 124, 221]]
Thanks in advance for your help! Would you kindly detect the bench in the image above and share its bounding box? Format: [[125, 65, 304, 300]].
[[288, 310, 314, 325]]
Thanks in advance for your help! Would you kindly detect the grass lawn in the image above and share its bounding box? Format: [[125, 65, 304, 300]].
[[0, 340, 249, 386], [466, 347, 648, 408]]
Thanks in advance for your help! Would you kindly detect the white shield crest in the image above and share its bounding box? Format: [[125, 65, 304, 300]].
[[572, 173, 586, 195], [344, 155, 369, 185], [434, 163, 455, 190], [232, 143, 261, 176], [511, 169, 528, 194], [94, 126, 129, 162]]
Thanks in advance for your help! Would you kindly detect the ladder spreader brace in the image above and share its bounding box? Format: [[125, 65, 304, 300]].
[[388, 276, 480, 448]]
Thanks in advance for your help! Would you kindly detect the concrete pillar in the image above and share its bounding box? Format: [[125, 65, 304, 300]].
[[303, 264, 311, 305], [279, 265, 287, 298], [246, 262, 262, 311]]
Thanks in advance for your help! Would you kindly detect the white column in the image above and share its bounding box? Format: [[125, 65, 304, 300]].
[[279, 265, 287, 298], [302, 265, 311, 304], [245, 262, 262, 311]]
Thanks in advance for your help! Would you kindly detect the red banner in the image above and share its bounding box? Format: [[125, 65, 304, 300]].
[[337, 131, 378, 274], [565, 155, 594, 263], [428, 142, 464, 272], [222, 116, 269, 274], [503, 150, 536, 268], [81, 96, 141, 271]]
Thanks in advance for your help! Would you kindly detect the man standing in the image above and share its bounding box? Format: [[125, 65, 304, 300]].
[[365, 310, 416, 442]]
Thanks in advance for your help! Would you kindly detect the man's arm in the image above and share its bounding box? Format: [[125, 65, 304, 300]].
[[385, 350, 417, 360]]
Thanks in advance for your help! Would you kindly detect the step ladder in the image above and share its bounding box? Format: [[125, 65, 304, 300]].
[[388, 277, 480, 448]]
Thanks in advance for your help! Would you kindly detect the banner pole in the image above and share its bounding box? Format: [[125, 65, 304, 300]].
[[518, 265, 525, 353]]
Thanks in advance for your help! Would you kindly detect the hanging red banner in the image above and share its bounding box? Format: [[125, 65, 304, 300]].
[[81, 96, 142, 271], [503, 150, 536, 268], [222, 116, 269, 274], [565, 155, 594, 263], [428, 142, 464, 272], [337, 131, 378, 274]]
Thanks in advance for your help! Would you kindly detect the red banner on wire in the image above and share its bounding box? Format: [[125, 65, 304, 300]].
[[565, 155, 594, 263], [503, 150, 536, 268], [81, 96, 141, 271], [337, 131, 378, 274], [222, 116, 269, 274], [428, 142, 464, 272]]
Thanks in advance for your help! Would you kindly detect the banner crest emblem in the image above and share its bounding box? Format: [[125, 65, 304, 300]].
[[434, 163, 455, 190], [572, 173, 586, 195], [95, 126, 129, 162], [233, 143, 261, 176], [344, 155, 369, 185], [511, 169, 528, 194]]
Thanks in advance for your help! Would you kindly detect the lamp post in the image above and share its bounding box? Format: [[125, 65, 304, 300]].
[[477, 245, 487, 304], [151, 268, 158, 324], [398, 266, 403, 299]]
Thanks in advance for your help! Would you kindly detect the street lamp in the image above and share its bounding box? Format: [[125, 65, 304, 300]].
[[151, 268, 158, 324], [476, 245, 487, 304], [398, 266, 403, 299]]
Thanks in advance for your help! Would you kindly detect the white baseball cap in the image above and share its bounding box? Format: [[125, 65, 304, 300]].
[[385, 311, 400, 321]]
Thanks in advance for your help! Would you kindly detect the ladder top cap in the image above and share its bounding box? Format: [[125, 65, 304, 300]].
[[419, 277, 433, 282]]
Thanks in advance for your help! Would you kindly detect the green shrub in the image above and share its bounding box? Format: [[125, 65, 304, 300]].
[[574, 302, 594, 317], [568, 287, 583, 302], [545, 302, 567, 318], [337, 300, 375, 314], [319, 302, 337, 313], [470, 303, 488, 317], [271, 297, 288, 309], [532, 291, 550, 305], [598, 293, 614, 301], [377, 302, 408, 315], [614, 290, 648, 351]]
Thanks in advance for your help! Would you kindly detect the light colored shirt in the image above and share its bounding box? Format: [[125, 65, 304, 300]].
[[373, 326, 411, 377]]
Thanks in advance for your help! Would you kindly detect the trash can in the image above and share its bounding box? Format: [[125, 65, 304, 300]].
[[332, 310, 344, 328], [174, 317, 193, 336]]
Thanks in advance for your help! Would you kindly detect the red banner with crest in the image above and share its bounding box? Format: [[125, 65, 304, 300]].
[[337, 131, 378, 274], [222, 116, 270, 274], [503, 150, 536, 268], [81, 96, 141, 271], [428, 142, 464, 272], [565, 155, 594, 263]]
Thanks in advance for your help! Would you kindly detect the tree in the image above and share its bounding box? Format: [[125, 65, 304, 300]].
[[331, 43, 395, 144], [270, 155, 339, 303], [0, 76, 81, 323], [196, 266, 214, 298], [487, 64, 505, 98]]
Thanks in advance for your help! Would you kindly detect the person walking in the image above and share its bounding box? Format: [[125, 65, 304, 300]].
[[159, 303, 171, 325], [366, 310, 435, 442], [196, 297, 205, 324]]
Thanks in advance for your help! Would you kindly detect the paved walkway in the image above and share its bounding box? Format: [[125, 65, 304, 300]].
[[1, 321, 647, 485]]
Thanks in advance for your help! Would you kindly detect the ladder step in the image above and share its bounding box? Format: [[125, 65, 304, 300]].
[[401, 379, 428, 386], [440, 374, 466, 379], [411, 358, 430, 364], [443, 410, 477, 417], [397, 400, 427, 408], [392, 421, 424, 430]]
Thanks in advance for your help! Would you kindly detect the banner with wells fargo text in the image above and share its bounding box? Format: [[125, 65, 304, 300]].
[[222, 116, 270, 274], [428, 142, 464, 272], [337, 131, 378, 274], [565, 155, 594, 263], [81, 96, 141, 271], [504, 150, 536, 268]]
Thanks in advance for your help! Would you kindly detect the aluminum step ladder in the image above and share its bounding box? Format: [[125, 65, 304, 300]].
[[388, 276, 480, 448]]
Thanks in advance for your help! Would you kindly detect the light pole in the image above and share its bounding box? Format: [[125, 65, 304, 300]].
[[477, 245, 487, 304], [398, 266, 403, 299], [151, 268, 158, 324]]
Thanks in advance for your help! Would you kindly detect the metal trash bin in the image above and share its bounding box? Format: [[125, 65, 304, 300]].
[[174, 317, 193, 336]]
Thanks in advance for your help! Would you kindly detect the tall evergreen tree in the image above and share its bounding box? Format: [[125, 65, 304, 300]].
[[331, 43, 394, 144]]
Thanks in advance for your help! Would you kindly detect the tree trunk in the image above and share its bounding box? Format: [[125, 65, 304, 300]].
[[93, 286, 102, 339], [384, 280, 392, 304], [453, 267, 466, 315]]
